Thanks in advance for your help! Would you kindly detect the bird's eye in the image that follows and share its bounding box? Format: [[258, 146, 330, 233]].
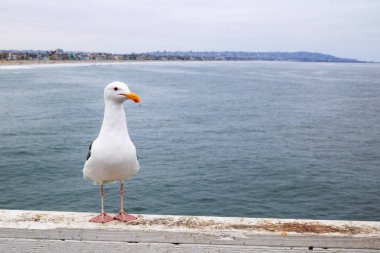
[[114, 87, 118, 91]]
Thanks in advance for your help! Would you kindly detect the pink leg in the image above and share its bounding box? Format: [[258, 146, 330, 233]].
[[89, 184, 113, 223], [114, 180, 137, 222]]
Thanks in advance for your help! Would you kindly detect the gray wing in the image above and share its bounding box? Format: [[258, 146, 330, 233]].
[[86, 140, 94, 161]]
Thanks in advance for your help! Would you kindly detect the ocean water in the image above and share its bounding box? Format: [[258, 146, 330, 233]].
[[0, 61, 379, 221]]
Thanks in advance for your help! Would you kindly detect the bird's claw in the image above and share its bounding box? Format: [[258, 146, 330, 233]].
[[114, 211, 137, 222], [89, 212, 114, 223]]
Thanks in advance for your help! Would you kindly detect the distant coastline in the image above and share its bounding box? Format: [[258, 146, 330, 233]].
[[0, 60, 129, 66], [0, 49, 367, 64]]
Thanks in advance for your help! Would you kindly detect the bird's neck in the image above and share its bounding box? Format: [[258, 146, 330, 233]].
[[99, 100, 128, 136]]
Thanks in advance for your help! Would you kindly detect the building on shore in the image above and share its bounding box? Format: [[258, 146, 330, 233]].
[[0, 49, 362, 63]]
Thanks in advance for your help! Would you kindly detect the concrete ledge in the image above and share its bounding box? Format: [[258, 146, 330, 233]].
[[0, 210, 379, 252]]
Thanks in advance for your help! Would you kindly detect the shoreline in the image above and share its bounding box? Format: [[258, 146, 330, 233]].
[[0, 59, 374, 66], [0, 60, 136, 66]]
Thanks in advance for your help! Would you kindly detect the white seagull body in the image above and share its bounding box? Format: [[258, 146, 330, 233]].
[[83, 81, 141, 223], [83, 92, 139, 183]]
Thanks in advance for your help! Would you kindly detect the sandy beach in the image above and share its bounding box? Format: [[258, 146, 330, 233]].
[[0, 60, 133, 66]]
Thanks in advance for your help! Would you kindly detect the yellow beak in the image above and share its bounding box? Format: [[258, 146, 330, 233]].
[[121, 92, 141, 103]]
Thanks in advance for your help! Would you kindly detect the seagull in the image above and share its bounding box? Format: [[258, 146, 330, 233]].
[[83, 81, 141, 223]]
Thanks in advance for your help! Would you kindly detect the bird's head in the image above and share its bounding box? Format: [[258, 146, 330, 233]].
[[104, 81, 141, 104]]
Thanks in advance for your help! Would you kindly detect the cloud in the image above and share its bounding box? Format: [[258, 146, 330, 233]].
[[0, 0, 379, 61]]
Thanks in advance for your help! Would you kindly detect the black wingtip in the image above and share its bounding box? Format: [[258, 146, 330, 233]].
[[86, 140, 94, 161]]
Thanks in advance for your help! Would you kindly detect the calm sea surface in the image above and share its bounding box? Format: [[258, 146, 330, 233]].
[[0, 61, 379, 221]]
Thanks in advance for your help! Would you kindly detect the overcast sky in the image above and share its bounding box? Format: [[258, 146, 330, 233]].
[[1, 0, 379, 61]]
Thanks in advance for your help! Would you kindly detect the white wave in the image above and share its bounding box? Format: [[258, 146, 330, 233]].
[[0, 62, 137, 70]]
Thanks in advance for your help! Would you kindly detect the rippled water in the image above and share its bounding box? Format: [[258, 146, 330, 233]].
[[0, 61, 379, 221]]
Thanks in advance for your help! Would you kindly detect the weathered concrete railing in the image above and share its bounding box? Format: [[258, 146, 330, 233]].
[[0, 210, 379, 252]]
